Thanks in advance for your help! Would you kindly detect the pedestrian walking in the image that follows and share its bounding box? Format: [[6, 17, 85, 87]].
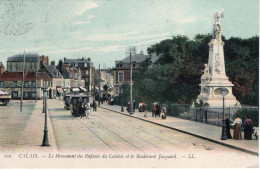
[[156, 103, 160, 117], [225, 115, 232, 139], [243, 115, 253, 140], [143, 103, 148, 118], [93, 101, 97, 112], [231, 114, 242, 140], [127, 101, 130, 112], [253, 125, 259, 140], [133, 100, 136, 112], [161, 105, 166, 119], [152, 103, 156, 117], [79, 100, 86, 119], [85, 102, 90, 118]]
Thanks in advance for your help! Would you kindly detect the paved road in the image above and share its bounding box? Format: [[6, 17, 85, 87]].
[[48, 99, 258, 168]]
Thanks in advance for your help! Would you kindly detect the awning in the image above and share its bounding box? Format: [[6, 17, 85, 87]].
[[72, 88, 80, 92], [0, 90, 9, 95], [79, 86, 87, 92], [57, 88, 63, 93]]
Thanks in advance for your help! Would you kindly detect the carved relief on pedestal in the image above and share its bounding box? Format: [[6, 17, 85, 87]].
[[214, 88, 229, 96]]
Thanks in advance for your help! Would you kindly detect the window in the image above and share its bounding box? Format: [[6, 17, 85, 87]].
[[12, 91, 18, 98], [32, 81, 36, 87], [120, 64, 123, 68], [0, 81, 4, 87], [133, 64, 136, 68], [118, 72, 123, 82], [24, 81, 29, 87], [24, 91, 29, 98], [13, 81, 17, 87], [32, 92, 36, 98]]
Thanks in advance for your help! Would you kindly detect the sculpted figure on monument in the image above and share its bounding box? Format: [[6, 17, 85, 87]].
[[213, 9, 224, 40], [201, 64, 210, 81]]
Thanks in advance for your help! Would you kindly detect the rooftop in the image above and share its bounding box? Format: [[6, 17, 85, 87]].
[[0, 71, 52, 81]]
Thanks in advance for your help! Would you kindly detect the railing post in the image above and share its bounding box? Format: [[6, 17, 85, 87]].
[[218, 111, 219, 126], [195, 109, 198, 122]]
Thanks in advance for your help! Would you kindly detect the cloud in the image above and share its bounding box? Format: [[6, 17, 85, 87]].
[[84, 32, 171, 42], [75, 2, 98, 16], [87, 15, 95, 19], [73, 21, 91, 25]]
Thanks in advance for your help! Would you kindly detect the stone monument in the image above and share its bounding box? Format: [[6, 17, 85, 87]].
[[196, 9, 240, 108]]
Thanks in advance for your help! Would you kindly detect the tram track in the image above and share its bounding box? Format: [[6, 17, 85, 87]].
[[95, 108, 187, 150], [77, 117, 144, 153], [73, 117, 115, 152]]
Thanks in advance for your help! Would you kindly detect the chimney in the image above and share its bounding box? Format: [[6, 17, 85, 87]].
[[51, 61, 55, 66], [0, 63, 4, 75], [40, 61, 44, 68], [58, 60, 63, 72]]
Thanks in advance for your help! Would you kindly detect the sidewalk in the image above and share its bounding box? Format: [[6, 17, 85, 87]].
[[100, 103, 259, 156], [15, 100, 57, 153]]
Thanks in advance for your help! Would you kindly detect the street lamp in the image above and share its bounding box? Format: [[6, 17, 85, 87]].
[[121, 88, 124, 112], [220, 85, 227, 140], [42, 88, 50, 146]]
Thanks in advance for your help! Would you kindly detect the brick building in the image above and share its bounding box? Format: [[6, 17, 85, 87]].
[[113, 51, 158, 95]]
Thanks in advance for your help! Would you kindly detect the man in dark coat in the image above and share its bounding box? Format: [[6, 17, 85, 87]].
[[225, 115, 232, 139], [133, 100, 136, 112]]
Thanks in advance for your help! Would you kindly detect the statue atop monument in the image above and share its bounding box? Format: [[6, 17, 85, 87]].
[[213, 9, 224, 41]]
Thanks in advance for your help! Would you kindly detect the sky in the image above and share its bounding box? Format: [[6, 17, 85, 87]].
[[0, 0, 258, 68]]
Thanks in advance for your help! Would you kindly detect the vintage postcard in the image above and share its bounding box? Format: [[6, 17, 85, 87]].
[[0, 0, 258, 168]]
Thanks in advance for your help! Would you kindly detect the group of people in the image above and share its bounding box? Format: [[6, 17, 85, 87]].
[[126, 101, 166, 119], [78, 100, 91, 119], [151, 102, 167, 119], [225, 114, 259, 140], [78, 100, 98, 119]]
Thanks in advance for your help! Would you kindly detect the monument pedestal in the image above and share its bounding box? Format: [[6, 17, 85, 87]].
[[196, 39, 240, 108]]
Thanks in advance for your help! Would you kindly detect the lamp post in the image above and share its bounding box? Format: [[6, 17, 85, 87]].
[[42, 88, 50, 146], [121, 88, 124, 112], [98, 64, 101, 106], [220, 86, 227, 140]]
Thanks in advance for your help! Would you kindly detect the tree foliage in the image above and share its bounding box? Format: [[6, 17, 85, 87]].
[[120, 34, 259, 106]]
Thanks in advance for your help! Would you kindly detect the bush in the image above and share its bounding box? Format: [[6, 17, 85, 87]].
[[232, 109, 259, 126], [169, 104, 190, 117]]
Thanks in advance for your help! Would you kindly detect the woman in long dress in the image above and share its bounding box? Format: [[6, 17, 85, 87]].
[[231, 115, 242, 140], [243, 115, 253, 140]]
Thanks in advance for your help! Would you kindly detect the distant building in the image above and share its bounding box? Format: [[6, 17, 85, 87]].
[[39, 61, 64, 98], [100, 69, 114, 96], [113, 51, 158, 95], [7, 53, 49, 72], [63, 57, 94, 91], [57, 60, 85, 90], [0, 70, 52, 99]]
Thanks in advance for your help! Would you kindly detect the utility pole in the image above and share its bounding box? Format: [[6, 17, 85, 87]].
[[128, 46, 135, 115], [98, 64, 101, 106], [20, 51, 25, 112], [35, 65, 37, 102]]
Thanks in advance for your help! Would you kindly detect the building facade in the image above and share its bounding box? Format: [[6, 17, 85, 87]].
[[0, 71, 52, 99], [63, 57, 94, 91], [113, 51, 158, 95], [57, 60, 85, 90], [7, 53, 49, 72]]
